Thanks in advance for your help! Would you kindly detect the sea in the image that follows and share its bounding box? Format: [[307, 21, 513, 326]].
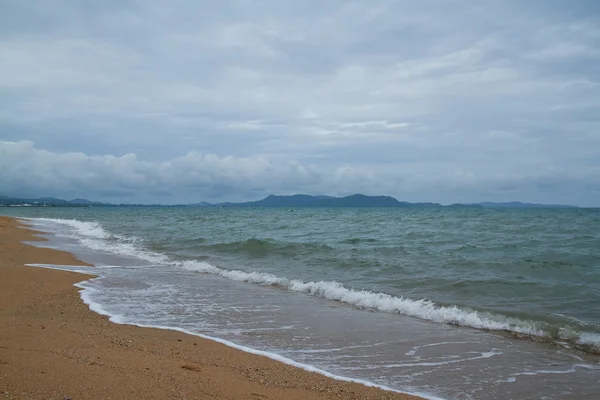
[[2, 206, 599, 400]]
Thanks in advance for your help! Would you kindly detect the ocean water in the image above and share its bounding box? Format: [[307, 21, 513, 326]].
[[3, 206, 600, 399]]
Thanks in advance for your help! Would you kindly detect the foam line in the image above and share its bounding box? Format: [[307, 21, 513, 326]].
[[29, 265, 445, 400], [24, 217, 600, 352]]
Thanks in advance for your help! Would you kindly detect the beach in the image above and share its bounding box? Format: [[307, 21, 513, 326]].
[[0, 216, 422, 400]]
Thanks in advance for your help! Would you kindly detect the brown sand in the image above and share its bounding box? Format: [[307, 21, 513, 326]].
[[0, 216, 424, 400]]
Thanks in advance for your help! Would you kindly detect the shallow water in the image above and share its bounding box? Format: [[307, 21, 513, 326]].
[[4, 206, 600, 399]]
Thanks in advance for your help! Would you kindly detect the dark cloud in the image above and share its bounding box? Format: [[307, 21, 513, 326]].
[[0, 1, 598, 206]]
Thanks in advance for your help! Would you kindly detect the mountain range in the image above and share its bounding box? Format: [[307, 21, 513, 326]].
[[1, 194, 577, 208], [0, 195, 105, 206]]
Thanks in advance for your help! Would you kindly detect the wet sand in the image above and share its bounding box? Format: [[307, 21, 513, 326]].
[[0, 216, 424, 400]]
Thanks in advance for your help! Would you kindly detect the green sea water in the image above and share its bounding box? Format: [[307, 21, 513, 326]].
[[4, 206, 600, 399], [7, 206, 599, 346]]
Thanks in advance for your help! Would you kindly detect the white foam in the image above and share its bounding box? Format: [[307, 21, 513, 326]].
[[67, 273, 444, 400], [576, 333, 600, 349], [27, 218, 169, 264], [405, 342, 476, 357], [32, 217, 108, 239], [341, 350, 502, 370], [76, 279, 122, 319], [180, 260, 548, 338], [510, 363, 600, 380], [78, 236, 169, 264]]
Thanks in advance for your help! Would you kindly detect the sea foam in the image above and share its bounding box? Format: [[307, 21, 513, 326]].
[[31, 218, 169, 264], [179, 260, 548, 337], [67, 276, 445, 400], [27, 217, 600, 352]]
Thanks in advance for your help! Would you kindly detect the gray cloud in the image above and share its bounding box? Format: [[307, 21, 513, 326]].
[[0, 1, 599, 205], [2, 140, 598, 206]]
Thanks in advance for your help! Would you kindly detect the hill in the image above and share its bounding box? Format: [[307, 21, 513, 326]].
[[0, 196, 104, 207], [212, 194, 472, 208], [477, 202, 578, 209], [1, 194, 579, 209]]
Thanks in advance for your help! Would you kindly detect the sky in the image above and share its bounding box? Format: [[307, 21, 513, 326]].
[[1, 1, 599, 206]]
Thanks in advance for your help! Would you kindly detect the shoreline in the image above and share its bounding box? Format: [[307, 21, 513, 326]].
[[0, 216, 425, 400]]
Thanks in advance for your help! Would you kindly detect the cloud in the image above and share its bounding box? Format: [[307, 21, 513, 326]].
[[1, 140, 599, 206], [0, 1, 599, 205], [0, 140, 320, 201]]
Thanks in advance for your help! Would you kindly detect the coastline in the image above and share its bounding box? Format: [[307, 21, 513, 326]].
[[0, 216, 424, 400]]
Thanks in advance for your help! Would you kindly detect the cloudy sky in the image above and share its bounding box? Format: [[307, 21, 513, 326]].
[[1, 1, 599, 206]]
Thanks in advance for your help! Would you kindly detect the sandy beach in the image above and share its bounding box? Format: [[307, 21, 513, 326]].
[[0, 216, 423, 400]]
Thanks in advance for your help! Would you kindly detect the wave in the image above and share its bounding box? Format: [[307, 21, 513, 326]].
[[27, 217, 600, 355], [206, 238, 333, 256], [340, 238, 378, 244], [177, 259, 600, 354], [180, 260, 544, 331], [29, 218, 169, 264], [72, 277, 444, 400], [35, 218, 108, 239], [449, 279, 539, 289]]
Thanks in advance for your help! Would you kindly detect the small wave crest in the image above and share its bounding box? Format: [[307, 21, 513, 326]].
[[34, 217, 108, 239], [207, 238, 333, 256], [29, 218, 168, 264], [181, 259, 600, 353], [340, 238, 378, 245], [179, 260, 552, 336]]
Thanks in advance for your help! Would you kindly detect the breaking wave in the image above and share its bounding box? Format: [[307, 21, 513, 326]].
[[26, 217, 600, 355]]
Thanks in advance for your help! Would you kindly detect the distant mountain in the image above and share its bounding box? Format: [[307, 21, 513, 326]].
[[199, 195, 579, 209], [69, 198, 102, 205], [254, 194, 407, 207], [210, 194, 476, 208], [0, 196, 104, 207], [37, 197, 66, 202], [447, 203, 484, 209], [477, 202, 578, 209], [1, 194, 579, 209], [188, 201, 212, 207]]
